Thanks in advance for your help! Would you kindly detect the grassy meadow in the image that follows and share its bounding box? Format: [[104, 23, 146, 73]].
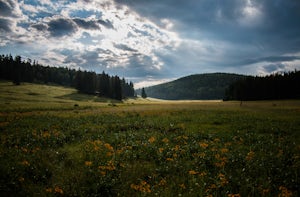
[[0, 81, 299, 196]]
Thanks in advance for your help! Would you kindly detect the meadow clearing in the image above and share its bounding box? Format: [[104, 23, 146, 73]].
[[0, 82, 299, 196]]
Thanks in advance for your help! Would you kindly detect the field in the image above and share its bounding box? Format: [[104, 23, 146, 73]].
[[0, 81, 299, 196]]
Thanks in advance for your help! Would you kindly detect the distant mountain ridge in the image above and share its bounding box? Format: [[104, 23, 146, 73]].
[[139, 73, 246, 100]]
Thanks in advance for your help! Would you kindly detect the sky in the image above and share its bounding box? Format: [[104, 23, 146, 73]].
[[0, 0, 300, 89]]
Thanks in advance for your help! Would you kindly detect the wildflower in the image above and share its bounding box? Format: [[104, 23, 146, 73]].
[[228, 194, 241, 197], [45, 188, 53, 193], [166, 158, 173, 161], [100, 171, 106, 176], [218, 173, 228, 186], [148, 136, 155, 143], [104, 143, 114, 152], [18, 177, 24, 182], [246, 151, 255, 161], [173, 145, 180, 151], [162, 138, 169, 143], [261, 188, 270, 195], [42, 131, 51, 138], [199, 142, 209, 148], [189, 170, 198, 175], [130, 181, 151, 193], [278, 186, 292, 197], [85, 161, 92, 166], [158, 179, 167, 186], [158, 148, 164, 153], [179, 183, 186, 189], [277, 149, 284, 157], [221, 148, 229, 153], [54, 186, 63, 194], [21, 147, 28, 153], [21, 160, 30, 166]]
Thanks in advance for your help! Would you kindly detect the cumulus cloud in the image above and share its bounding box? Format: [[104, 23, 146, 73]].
[[73, 18, 100, 30], [0, 18, 12, 32], [98, 19, 114, 29], [47, 17, 78, 37], [0, 0, 16, 17]]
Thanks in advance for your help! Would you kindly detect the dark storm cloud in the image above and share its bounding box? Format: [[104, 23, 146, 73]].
[[114, 43, 138, 53], [240, 56, 300, 66], [0, 0, 15, 17], [73, 18, 100, 30], [115, 0, 300, 53], [0, 18, 12, 32], [262, 63, 286, 73], [47, 18, 77, 37], [31, 23, 48, 31], [97, 19, 114, 29]]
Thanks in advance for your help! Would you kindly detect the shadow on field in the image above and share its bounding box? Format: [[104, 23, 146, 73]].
[[56, 92, 122, 103]]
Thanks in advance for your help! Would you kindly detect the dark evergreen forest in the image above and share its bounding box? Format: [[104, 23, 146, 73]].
[[0, 54, 134, 100], [224, 71, 300, 101]]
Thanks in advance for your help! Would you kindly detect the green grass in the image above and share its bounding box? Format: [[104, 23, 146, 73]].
[[0, 82, 299, 196]]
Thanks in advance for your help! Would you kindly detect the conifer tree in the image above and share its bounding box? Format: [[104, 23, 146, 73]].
[[141, 87, 147, 98]]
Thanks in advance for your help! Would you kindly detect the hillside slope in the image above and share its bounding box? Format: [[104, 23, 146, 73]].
[[141, 73, 246, 100]]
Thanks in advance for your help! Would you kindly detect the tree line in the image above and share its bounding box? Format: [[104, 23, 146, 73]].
[[0, 54, 135, 100], [224, 70, 300, 101]]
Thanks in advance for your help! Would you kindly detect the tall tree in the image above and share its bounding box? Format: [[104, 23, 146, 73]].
[[141, 87, 147, 98]]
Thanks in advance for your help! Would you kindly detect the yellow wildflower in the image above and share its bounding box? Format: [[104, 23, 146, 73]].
[[246, 151, 255, 161], [166, 158, 173, 161], [42, 131, 51, 138], [100, 171, 106, 176], [228, 194, 241, 197], [162, 138, 169, 143], [189, 170, 198, 175], [218, 173, 228, 186], [221, 148, 229, 153], [173, 145, 180, 151], [199, 142, 209, 148], [104, 143, 114, 152], [261, 188, 270, 195], [85, 161, 92, 166], [148, 136, 155, 143], [130, 181, 151, 193], [158, 148, 164, 153], [18, 177, 24, 182], [45, 188, 53, 193], [21, 160, 30, 166], [279, 186, 292, 197], [179, 183, 186, 189], [159, 179, 167, 186], [199, 172, 207, 177], [54, 186, 63, 194]]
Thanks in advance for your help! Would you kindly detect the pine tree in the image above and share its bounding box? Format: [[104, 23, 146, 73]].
[[141, 87, 147, 98]]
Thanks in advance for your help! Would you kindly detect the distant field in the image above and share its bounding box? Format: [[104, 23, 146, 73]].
[[0, 82, 299, 196]]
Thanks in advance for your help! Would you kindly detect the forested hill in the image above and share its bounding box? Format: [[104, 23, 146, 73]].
[[140, 73, 245, 100], [0, 54, 134, 100]]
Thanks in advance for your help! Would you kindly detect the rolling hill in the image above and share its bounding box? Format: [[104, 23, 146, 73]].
[[138, 73, 246, 100]]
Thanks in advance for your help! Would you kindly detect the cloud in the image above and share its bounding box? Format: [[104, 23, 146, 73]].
[[47, 17, 78, 37], [114, 43, 138, 53], [31, 23, 48, 31], [73, 18, 100, 30], [98, 19, 114, 29], [0, 18, 12, 32], [262, 63, 286, 73], [240, 56, 300, 66], [0, 0, 15, 17]]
